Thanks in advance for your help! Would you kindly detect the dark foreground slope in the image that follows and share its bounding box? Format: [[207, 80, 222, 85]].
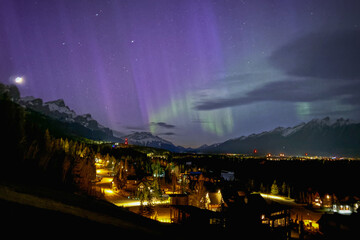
[[0, 182, 175, 238], [0, 199, 132, 237], [0, 182, 274, 239]]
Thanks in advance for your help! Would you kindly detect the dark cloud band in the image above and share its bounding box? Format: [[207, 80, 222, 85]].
[[195, 30, 360, 111]]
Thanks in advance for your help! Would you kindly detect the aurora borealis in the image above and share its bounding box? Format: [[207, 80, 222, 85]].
[[1, 0, 360, 147]]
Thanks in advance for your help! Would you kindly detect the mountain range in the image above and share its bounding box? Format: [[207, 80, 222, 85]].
[[199, 117, 360, 157], [17, 96, 120, 142], [123, 117, 360, 157], [16, 95, 185, 151], [1, 83, 359, 156]]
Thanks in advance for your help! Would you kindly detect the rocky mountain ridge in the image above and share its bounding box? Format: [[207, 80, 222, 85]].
[[2, 83, 359, 156], [17, 96, 116, 141], [200, 117, 360, 156]]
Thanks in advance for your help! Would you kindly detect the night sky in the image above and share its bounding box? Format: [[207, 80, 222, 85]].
[[1, 0, 360, 147]]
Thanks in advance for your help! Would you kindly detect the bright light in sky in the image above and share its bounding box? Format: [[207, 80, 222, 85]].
[[14, 77, 24, 85]]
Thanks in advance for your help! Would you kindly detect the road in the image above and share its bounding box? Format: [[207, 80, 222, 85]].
[[94, 167, 169, 208], [94, 168, 127, 202]]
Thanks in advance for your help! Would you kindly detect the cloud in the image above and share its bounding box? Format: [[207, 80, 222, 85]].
[[195, 77, 360, 110], [124, 122, 176, 131], [270, 30, 360, 80], [195, 96, 248, 110], [158, 132, 176, 136], [194, 77, 327, 110], [194, 30, 360, 111], [150, 122, 176, 129]]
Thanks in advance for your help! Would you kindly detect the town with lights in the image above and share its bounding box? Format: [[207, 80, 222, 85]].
[[90, 140, 360, 239]]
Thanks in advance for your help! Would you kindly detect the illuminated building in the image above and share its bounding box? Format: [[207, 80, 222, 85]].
[[312, 192, 322, 208], [332, 197, 359, 215]]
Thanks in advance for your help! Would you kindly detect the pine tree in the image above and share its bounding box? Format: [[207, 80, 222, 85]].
[[68, 140, 74, 154], [44, 129, 52, 151], [271, 180, 279, 195], [80, 146, 90, 158], [288, 186, 291, 198], [281, 182, 287, 195], [260, 182, 266, 193], [64, 139, 70, 153]]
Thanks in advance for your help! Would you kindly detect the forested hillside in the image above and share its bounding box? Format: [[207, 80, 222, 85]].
[[1, 91, 94, 191]]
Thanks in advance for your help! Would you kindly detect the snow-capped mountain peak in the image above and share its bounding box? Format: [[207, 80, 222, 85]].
[[277, 117, 352, 137], [307, 117, 332, 127], [122, 132, 184, 151], [44, 99, 77, 118], [333, 117, 352, 127], [199, 117, 360, 156], [281, 122, 306, 137], [124, 132, 173, 145], [17, 95, 115, 140], [303, 117, 353, 129], [45, 99, 66, 108]]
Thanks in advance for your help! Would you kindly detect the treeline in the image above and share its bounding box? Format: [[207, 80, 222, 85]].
[[0, 90, 156, 194], [26, 129, 96, 191], [1, 92, 96, 192], [240, 159, 360, 198], [172, 153, 360, 200]]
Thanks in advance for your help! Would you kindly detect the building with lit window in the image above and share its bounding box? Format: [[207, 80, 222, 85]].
[[332, 197, 359, 215]]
